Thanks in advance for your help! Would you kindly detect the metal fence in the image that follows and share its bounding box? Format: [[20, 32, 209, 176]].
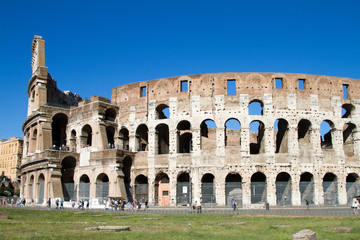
[[225, 182, 242, 206], [251, 182, 266, 203]]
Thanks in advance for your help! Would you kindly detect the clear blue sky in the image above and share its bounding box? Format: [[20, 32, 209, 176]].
[[0, 0, 359, 139]]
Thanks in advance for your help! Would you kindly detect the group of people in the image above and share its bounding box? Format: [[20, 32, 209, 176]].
[[0, 197, 26, 208], [105, 199, 148, 211]]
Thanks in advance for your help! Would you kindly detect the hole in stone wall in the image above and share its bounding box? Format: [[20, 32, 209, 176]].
[[177, 120, 192, 153], [342, 104, 354, 118], [225, 118, 241, 147], [200, 119, 217, 150], [249, 100, 263, 116], [136, 124, 148, 151], [156, 124, 169, 154], [249, 120, 265, 154], [343, 123, 356, 157], [274, 119, 289, 153], [156, 104, 170, 119], [320, 120, 333, 149]]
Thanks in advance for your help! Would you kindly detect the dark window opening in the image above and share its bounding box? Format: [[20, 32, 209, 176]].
[[156, 124, 169, 154], [105, 108, 116, 122], [119, 128, 130, 150], [52, 113, 68, 149], [136, 124, 148, 151], [343, 123, 356, 157]]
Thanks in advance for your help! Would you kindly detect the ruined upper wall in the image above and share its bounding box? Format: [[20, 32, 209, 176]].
[[112, 73, 360, 101], [111, 72, 360, 114]]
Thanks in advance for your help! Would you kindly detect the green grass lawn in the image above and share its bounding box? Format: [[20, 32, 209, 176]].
[[1, 208, 360, 239]]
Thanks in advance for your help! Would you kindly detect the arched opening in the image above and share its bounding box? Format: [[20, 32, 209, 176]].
[[225, 173, 242, 206], [323, 173, 338, 205], [156, 124, 169, 154], [106, 126, 115, 147], [342, 104, 354, 118], [225, 119, 241, 147], [249, 121, 265, 154], [200, 119, 217, 149], [29, 175, 34, 200], [61, 156, 76, 201], [31, 129, 37, 152], [343, 123, 356, 157], [136, 124, 148, 151], [298, 119, 311, 149], [134, 174, 148, 201], [177, 120, 192, 153], [299, 172, 314, 205], [122, 156, 133, 201], [156, 104, 170, 119], [52, 113, 68, 149], [79, 174, 90, 200], [251, 172, 266, 204], [201, 173, 215, 204], [119, 128, 129, 150], [81, 125, 92, 147], [96, 173, 109, 202], [276, 172, 291, 206], [274, 119, 289, 153], [70, 130, 76, 151], [320, 120, 334, 149], [248, 100, 264, 116], [346, 173, 360, 205], [155, 173, 170, 206], [105, 108, 116, 122], [38, 174, 45, 204], [177, 172, 191, 205]]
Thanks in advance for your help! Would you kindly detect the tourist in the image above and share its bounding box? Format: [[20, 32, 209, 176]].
[[305, 200, 309, 209], [232, 199, 237, 211], [60, 199, 64, 209]]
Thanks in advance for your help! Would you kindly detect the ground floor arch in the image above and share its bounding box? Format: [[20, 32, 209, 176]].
[[201, 173, 215, 204], [79, 174, 90, 200], [134, 174, 148, 201], [251, 172, 266, 204], [299, 172, 314, 205], [346, 173, 360, 205], [276, 172, 291, 206], [96, 173, 109, 203], [225, 173, 242, 206], [177, 172, 191, 205], [155, 173, 170, 206], [38, 174, 45, 204], [323, 173, 338, 206]]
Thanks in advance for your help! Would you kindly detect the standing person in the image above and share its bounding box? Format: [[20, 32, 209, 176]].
[[354, 199, 359, 215], [86, 200, 89, 210], [60, 199, 64, 209], [145, 199, 148, 209], [55, 199, 59, 209], [232, 199, 237, 211], [71, 200, 75, 210], [305, 200, 309, 210]]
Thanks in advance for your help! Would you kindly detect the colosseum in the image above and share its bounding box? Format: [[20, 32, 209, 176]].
[[20, 35, 360, 208]]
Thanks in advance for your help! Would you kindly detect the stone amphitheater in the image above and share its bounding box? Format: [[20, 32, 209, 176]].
[[20, 36, 360, 208]]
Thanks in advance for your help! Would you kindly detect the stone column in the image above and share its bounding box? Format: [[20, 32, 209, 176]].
[[216, 172, 225, 206], [267, 174, 276, 206], [242, 176, 251, 206], [291, 174, 301, 206], [192, 128, 201, 155]]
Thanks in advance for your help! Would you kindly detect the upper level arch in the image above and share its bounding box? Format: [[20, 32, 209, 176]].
[[248, 100, 264, 116], [105, 108, 117, 122]]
